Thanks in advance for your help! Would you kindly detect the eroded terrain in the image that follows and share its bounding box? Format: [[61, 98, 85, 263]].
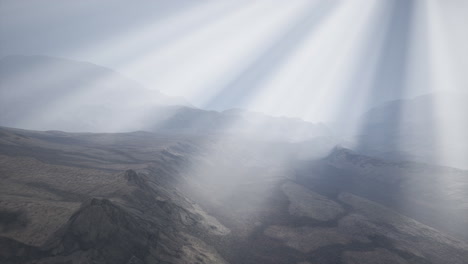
[[1, 126, 468, 264]]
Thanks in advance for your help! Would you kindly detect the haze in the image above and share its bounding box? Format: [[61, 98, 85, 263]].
[[1, 1, 468, 264]]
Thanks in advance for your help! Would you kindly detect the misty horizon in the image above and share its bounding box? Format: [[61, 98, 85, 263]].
[[1, 1, 467, 264]]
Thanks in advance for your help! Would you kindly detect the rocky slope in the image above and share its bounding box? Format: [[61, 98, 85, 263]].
[[1, 127, 468, 264]]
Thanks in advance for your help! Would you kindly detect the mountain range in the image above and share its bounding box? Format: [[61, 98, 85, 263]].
[[341, 92, 468, 169], [1, 55, 467, 264], [0, 55, 330, 142]]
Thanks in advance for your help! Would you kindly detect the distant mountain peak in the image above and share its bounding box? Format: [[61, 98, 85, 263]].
[[0, 55, 191, 132]]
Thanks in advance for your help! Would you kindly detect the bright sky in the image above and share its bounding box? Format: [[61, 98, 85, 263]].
[[1, 0, 467, 123]]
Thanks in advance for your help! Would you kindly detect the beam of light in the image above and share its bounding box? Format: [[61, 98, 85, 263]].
[[140, 1, 332, 233], [200, 0, 337, 111], [2, 1, 318, 133], [92, 0, 311, 132], [2, 0, 467, 169], [350, 0, 415, 157], [122, 0, 317, 105], [382, 0, 468, 236], [242, 0, 382, 125], [0, 1, 236, 131], [1, 0, 468, 242], [73, 1, 244, 66], [171, 1, 348, 230], [426, 0, 468, 170], [1, 0, 237, 131], [63, 0, 318, 132]]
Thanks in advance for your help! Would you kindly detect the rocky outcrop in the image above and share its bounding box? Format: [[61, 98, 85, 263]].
[[120, 170, 230, 236], [43, 198, 159, 263], [40, 197, 228, 264], [0, 166, 230, 264], [124, 169, 148, 189]]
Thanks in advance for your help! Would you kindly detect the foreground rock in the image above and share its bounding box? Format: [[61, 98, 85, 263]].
[[38, 198, 228, 264]]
